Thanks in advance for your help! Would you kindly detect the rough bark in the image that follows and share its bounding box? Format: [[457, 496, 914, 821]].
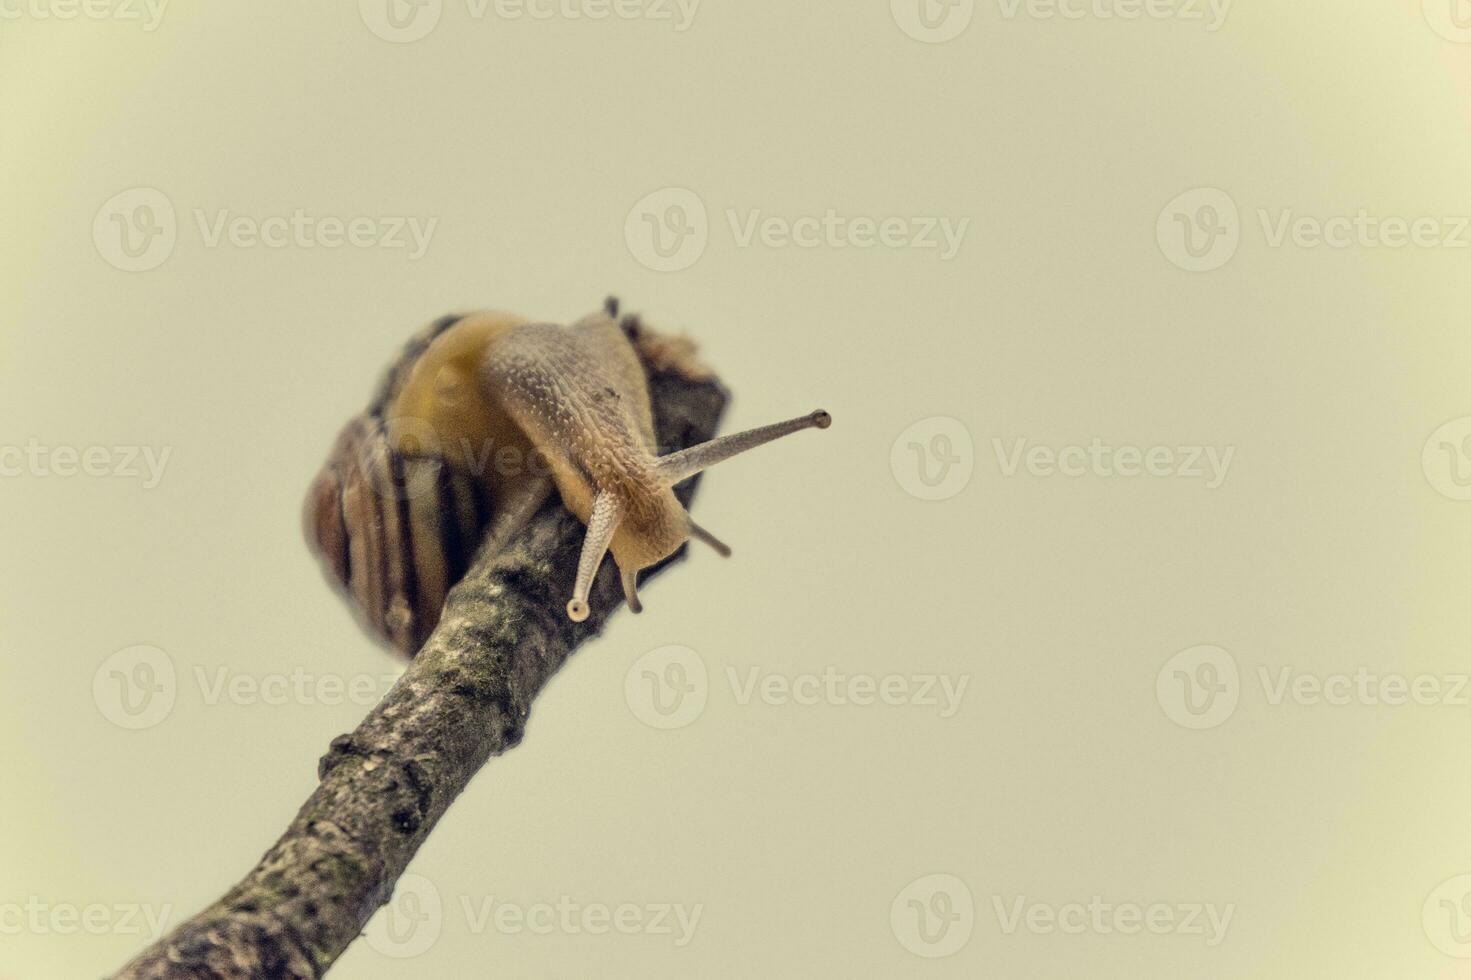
[[111, 366, 728, 979]]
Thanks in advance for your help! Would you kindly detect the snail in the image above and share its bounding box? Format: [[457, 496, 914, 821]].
[[304, 299, 831, 657]]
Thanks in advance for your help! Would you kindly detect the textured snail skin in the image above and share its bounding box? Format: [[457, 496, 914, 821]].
[[305, 300, 830, 657]]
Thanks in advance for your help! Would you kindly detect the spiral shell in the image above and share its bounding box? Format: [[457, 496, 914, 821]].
[[304, 314, 492, 656]]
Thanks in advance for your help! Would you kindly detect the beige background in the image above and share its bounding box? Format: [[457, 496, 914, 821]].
[[6, 0, 1471, 976]]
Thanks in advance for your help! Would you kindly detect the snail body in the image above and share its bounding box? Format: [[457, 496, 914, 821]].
[[306, 300, 830, 657]]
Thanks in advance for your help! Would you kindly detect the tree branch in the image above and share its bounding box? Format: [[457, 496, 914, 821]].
[[111, 364, 729, 980]]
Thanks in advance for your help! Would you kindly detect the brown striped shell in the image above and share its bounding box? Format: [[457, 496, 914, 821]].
[[303, 314, 493, 656]]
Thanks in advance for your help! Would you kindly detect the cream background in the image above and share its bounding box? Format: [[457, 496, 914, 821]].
[[5, 1, 1471, 977]]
